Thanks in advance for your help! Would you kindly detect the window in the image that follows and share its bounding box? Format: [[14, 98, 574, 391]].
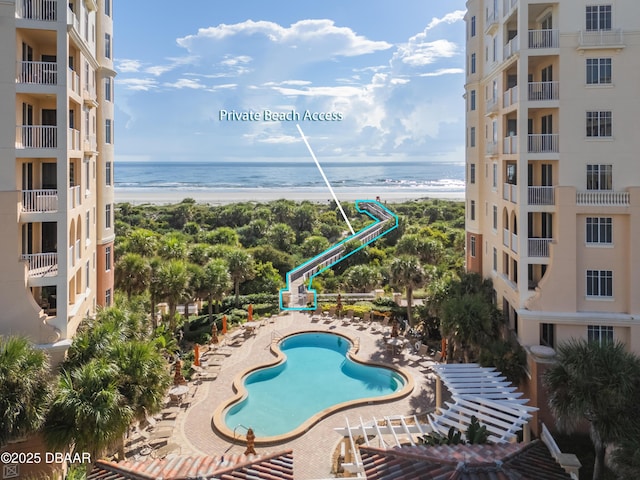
[[586, 269, 613, 297], [586, 58, 611, 84], [105, 288, 112, 307], [492, 36, 497, 62], [85, 261, 90, 289], [470, 127, 476, 147], [470, 200, 476, 220], [470, 53, 476, 74], [470, 163, 476, 184], [470, 90, 476, 111], [493, 247, 497, 271], [586, 164, 612, 190], [86, 211, 90, 240], [105, 33, 111, 59], [492, 164, 498, 189], [493, 205, 498, 229], [105, 204, 112, 228], [586, 111, 612, 137], [105, 119, 112, 144], [540, 323, 555, 348], [586, 217, 612, 244], [586, 5, 611, 31], [588, 325, 613, 345], [471, 16, 476, 37], [105, 77, 112, 101], [106, 161, 112, 186], [105, 0, 111, 16], [470, 235, 476, 257], [105, 246, 112, 271]]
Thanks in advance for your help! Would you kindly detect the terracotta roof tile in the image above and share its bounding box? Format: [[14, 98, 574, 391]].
[[360, 441, 572, 480], [87, 450, 293, 480]]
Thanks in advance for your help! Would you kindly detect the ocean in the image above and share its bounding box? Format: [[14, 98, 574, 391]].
[[114, 160, 465, 196]]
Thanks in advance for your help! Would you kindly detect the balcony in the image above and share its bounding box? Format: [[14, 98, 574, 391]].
[[528, 29, 559, 49], [503, 183, 517, 203], [16, 125, 57, 149], [528, 134, 559, 153], [84, 134, 97, 152], [68, 69, 80, 96], [503, 228, 510, 248], [21, 253, 58, 278], [485, 96, 499, 115], [528, 81, 559, 101], [67, 8, 80, 35], [503, 85, 518, 108], [22, 190, 58, 213], [486, 141, 499, 155], [578, 29, 624, 49], [503, 135, 518, 154], [69, 244, 74, 268], [503, 35, 519, 61], [75, 239, 81, 263], [503, 0, 517, 17], [528, 238, 552, 258], [528, 186, 555, 205], [485, 9, 499, 34], [576, 191, 630, 206], [16, 61, 57, 85], [68, 128, 81, 150], [511, 233, 518, 254], [69, 185, 81, 209], [16, 0, 57, 21]]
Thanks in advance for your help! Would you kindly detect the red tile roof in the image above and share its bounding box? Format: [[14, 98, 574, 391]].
[[360, 440, 572, 480], [87, 450, 293, 480]]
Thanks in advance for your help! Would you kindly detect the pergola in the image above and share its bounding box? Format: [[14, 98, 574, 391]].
[[335, 363, 537, 477]]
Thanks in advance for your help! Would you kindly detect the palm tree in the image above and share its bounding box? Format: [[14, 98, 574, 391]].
[[0, 336, 51, 446], [203, 258, 231, 321], [44, 359, 133, 471], [390, 256, 426, 326], [544, 340, 640, 480], [156, 259, 190, 330], [115, 252, 150, 299], [226, 249, 255, 306], [344, 264, 381, 293]]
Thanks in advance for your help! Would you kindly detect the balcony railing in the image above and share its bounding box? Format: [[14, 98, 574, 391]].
[[75, 239, 81, 262], [21, 253, 58, 278], [503, 183, 517, 203], [503, 135, 518, 154], [68, 69, 80, 96], [69, 185, 81, 209], [528, 238, 552, 257], [503, 228, 510, 248], [22, 189, 58, 213], [67, 9, 80, 34], [503, 0, 517, 16], [528, 29, 559, 49], [69, 244, 74, 268], [16, 0, 57, 21], [486, 142, 499, 155], [485, 9, 499, 32], [503, 35, 519, 61], [84, 134, 97, 152], [486, 96, 499, 114], [576, 191, 630, 206], [68, 128, 80, 150], [578, 28, 624, 48], [16, 61, 57, 85], [528, 186, 555, 205], [528, 134, 559, 153], [528, 81, 559, 101], [503, 85, 518, 108], [511, 233, 518, 253], [16, 125, 57, 149]]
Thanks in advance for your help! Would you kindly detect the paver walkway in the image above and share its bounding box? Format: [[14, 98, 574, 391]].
[[160, 312, 439, 479]]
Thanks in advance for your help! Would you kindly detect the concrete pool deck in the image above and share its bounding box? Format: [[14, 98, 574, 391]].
[[156, 312, 440, 479]]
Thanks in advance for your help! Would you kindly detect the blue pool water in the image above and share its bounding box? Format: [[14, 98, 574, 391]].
[[224, 332, 405, 437]]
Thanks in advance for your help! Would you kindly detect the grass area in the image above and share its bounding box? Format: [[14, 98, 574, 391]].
[[553, 433, 618, 480]]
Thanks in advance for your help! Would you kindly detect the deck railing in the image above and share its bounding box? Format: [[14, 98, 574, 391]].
[[528, 81, 559, 101], [528, 238, 552, 257], [528, 186, 554, 205], [16, 0, 57, 21], [69, 185, 81, 209], [68, 128, 80, 151], [486, 142, 498, 155], [503, 135, 518, 154], [503, 85, 518, 108], [578, 28, 623, 47], [528, 29, 559, 49], [528, 134, 559, 153], [22, 189, 58, 213], [21, 252, 58, 277], [16, 125, 57, 149], [16, 61, 57, 85], [503, 35, 519, 61], [576, 191, 629, 206], [511, 233, 518, 253], [68, 69, 80, 96]]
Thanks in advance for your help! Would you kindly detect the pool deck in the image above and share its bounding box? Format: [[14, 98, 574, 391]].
[[145, 312, 440, 479]]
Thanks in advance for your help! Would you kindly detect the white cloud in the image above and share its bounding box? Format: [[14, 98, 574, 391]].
[[271, 85, 363, 97], [207, 83, 238, 91], [220, 55, 253, 66], [419, 68, 465, 77], [426, 10, 466, 31], [116, 78, 158, 91], [117, 59, 142, 73], [395, 39, 459, 66], [164, 78, 206, 89]]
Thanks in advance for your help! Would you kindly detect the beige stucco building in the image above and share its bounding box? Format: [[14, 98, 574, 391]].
[[464, 0, 640, 355], [0, 0, 115, 364]]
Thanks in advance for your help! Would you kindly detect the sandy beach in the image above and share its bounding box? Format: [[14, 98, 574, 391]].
[[114, 187, 465, 205]]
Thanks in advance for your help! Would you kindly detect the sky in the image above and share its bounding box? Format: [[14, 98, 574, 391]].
[[113, 1, 467, 164]]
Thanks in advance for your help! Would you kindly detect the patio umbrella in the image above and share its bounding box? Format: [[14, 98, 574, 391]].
[[194, 344, 200, 367], [247, 303, 253, 322], [211, 321, 219, 344], [244, 428, 257, 455], [222, 315, 228, 334]]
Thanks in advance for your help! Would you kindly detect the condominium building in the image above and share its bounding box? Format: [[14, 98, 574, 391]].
[[0, 0, 115, 364], [464, 0, 640, 423]]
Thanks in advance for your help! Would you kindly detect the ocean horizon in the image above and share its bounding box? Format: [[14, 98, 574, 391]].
[[114, 160, 466, 195]]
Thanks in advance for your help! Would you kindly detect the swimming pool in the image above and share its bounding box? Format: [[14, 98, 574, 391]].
[[214, 331, 412, 442]]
